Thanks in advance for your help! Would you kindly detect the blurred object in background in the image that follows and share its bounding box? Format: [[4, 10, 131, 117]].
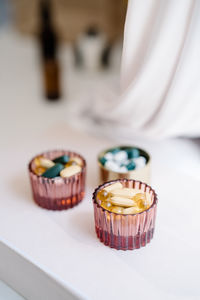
[[14, 0, 126, 42], [39, 0, 61, 101], [11, 0, 126, 104], [109, 39, 123, 70], [13, 0, 126, 71], [11, 0, 126, 105], [74, 26, 107, 71], [0, 0, 12, 27]]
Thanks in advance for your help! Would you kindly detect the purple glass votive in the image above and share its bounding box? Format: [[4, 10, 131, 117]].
[[93, 179, 158, 250], [28, 150, 86, 210]]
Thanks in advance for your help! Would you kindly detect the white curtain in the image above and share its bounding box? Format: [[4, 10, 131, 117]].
[[94, 0, 200, 139]]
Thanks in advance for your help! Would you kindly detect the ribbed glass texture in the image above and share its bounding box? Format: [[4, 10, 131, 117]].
[[28, 150, 86, 210], [93, 179, 157, 250]]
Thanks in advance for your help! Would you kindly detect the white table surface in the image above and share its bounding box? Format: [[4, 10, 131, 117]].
[[0, 281, 24, 300], [1, 28, 200, 300]]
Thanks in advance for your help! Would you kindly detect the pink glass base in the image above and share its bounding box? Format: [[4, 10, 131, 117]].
[[95, 226, 154, 250], [32, 191, 85, 210], [28, 150, 86, 210], [93, 179, 157, 251]]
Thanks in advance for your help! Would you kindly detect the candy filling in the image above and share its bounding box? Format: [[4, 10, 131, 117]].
[[97, 182, 152, 214], [32, 154, 83, 178], [99, 147, 147, 173]]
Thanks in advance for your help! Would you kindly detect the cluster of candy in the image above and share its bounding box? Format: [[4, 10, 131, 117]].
[[97, 182, 152, 214], [99, 147, 146, 173], [33, 155, 83, 178]]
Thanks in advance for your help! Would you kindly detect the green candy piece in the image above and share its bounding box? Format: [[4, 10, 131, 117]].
[[42, 163, 64, 178], [53, 155, 69, 164], [99, 157, 107, 166], [126, 161, 136, 171], [126, 148, 140, 159]]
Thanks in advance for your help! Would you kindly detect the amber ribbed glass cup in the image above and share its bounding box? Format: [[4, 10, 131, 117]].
[[28, 150, 86, 210], [93, 179, 157, 250]]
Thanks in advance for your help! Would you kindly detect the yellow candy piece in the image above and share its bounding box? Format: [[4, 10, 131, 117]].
[[34, 156, 43, 167], [65, 161, 77, 168], [111, 206, 124, 214], [34, 166, 46, 176], [97, 189, 109, 202], [101, 201, 112, 211], [133, 193, 151, 209], [133, 192, 146, 202]]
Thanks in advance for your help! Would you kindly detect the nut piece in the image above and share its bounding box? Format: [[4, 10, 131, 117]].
[[60, 165, 82, 178], [104, 182, 123, 192], [110, 196, 135, 207], [39, 158, 55, 169], [110, 188, 140, 198]]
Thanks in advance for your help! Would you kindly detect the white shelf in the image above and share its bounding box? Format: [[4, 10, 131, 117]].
[[0, 28, 200, 300]]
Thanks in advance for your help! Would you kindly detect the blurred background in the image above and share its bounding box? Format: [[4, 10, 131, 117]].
[[0, 0, 127, 142], [0, 0, 127, 140]]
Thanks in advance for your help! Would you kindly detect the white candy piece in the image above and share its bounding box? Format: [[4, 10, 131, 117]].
[[134, 156, 146, 169], [60, 165, 81, 178], [146, 192, 152, 206], [105, 160, 119, 172], [104, 182, 123, 192], [110, 196, 135, 207], [123, 159, 130, 165], [113, 150, 128, 163], [70, 156, 83, 166], [39, 158, 55, 169], [123, 207, 141, 214], [104, 152, 114, 160], [118, 166, 127, 173], [110, 188, 140, 198]]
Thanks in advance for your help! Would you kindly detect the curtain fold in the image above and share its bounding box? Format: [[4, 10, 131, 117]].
[[95, 0, 200, 139]]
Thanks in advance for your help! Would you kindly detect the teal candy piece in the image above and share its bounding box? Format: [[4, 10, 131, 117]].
[[99, 157, 107, 166], [53, 155, 69, 164], [126, 148, 140, 159], [42, 163, 64, 178], [126, 161, 136, 171], [110, 148, 120, 155]]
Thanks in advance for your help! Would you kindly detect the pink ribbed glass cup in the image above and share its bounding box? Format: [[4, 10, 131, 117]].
[[28, 150, 86, 210], [93, 179, 158, 250]]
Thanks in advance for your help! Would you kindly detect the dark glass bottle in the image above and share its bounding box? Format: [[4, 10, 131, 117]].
[[39, 0, 61, 100]]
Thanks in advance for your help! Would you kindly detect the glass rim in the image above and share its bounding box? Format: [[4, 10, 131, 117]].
[[93, 178, 157, 216], [28, 149, 86, 182]]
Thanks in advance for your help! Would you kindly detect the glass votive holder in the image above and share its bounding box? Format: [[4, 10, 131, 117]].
[[28, 150, 86, 210], [92, 179, 157, 250]]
